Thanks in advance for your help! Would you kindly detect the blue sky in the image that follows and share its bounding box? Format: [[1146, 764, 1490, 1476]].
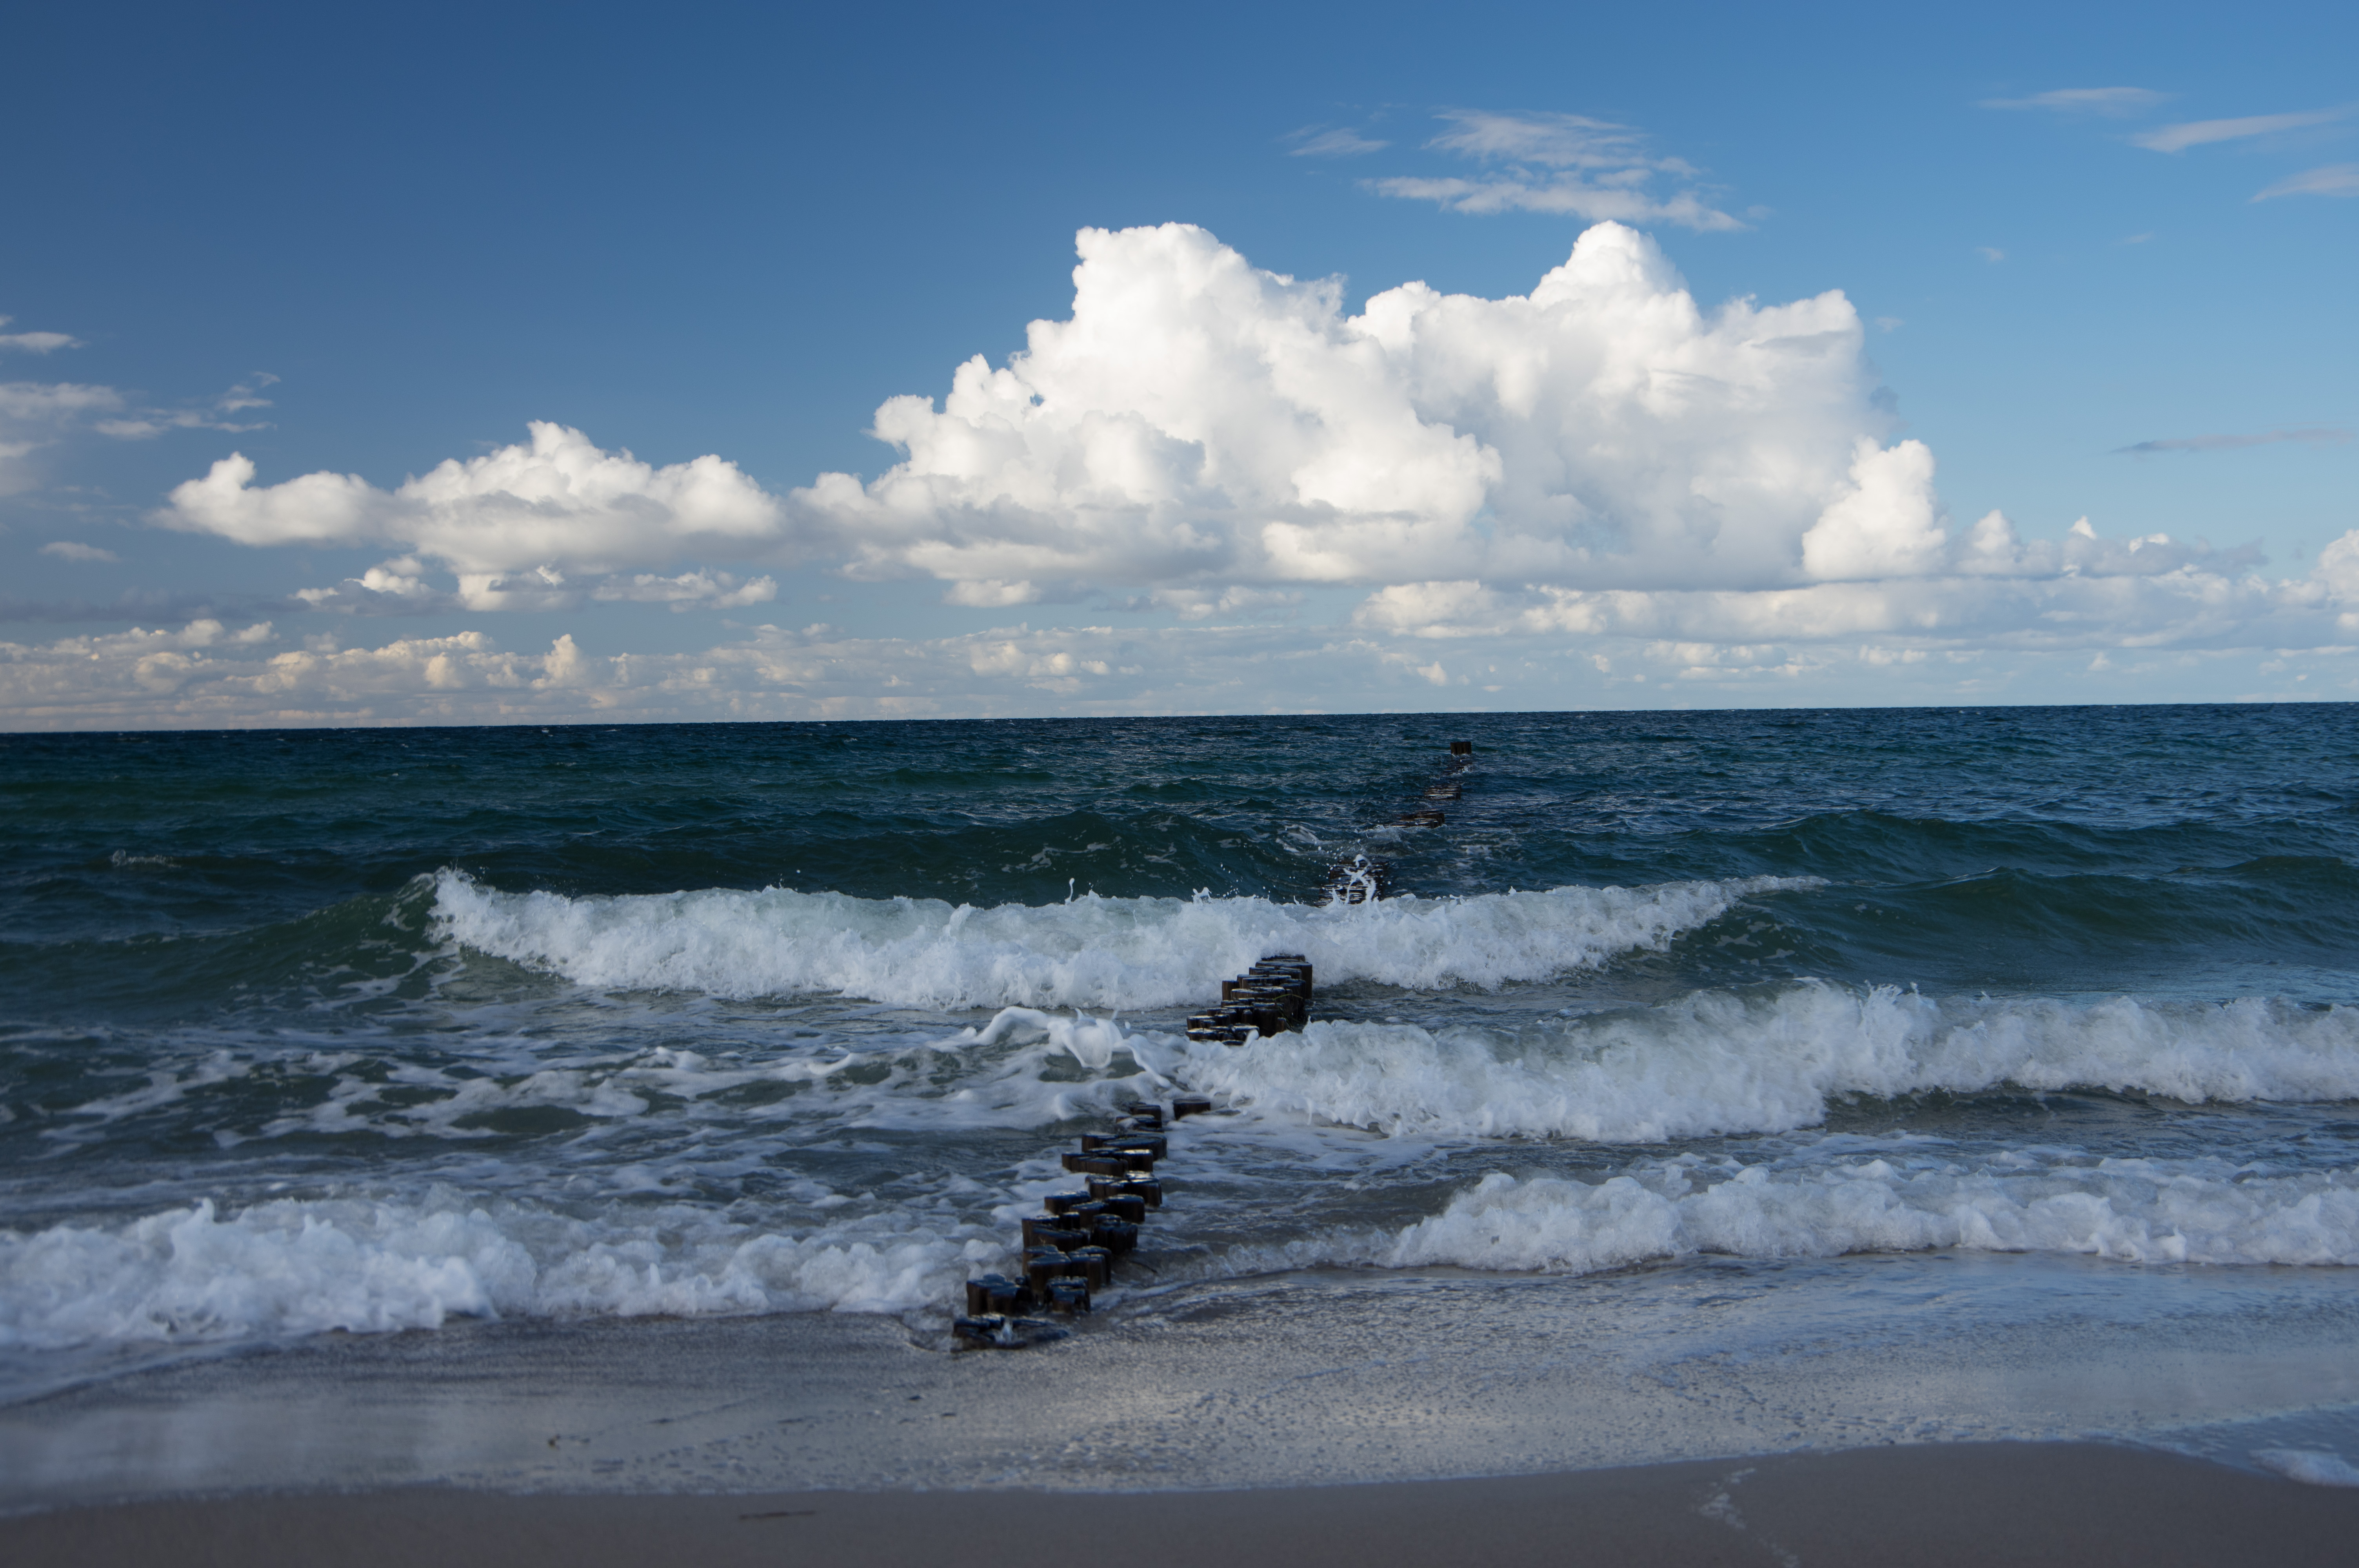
[[4, 0, 2353, 726]]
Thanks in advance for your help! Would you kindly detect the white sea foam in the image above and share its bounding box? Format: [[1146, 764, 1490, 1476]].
[[58, 986, 2359, 1164], [2254, 1448, 2359, 1487], [114, 985, 2359, 1158], [1277, 1156, 2359, 1277], [226, 1020, 1165, 1149], [23, 983, 2359, 1356], [14, 1143, 2359, 1354], [40, 1016, 1166, 1157], [427, 869, 1805, 1009], [0, 1190, 996, 1350], [1166, 986, 2359, 1142]]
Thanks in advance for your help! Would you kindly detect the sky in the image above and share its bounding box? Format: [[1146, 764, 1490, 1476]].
[[2, 0, 2354, 728]]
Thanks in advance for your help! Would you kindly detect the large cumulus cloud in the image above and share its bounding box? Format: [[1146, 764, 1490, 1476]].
[[794, 220, 1943, 602], [127, 219, 2359, 706]]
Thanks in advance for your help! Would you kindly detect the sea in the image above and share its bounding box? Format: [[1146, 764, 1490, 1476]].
[[6, 706, 2359, 1483]]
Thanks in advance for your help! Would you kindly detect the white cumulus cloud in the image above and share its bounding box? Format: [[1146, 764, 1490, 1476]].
[[795, 220, 1926, 600], [159, 421, 792, 575]]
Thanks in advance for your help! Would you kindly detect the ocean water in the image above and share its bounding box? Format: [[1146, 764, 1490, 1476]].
[[5, 706, 2359, 1412]]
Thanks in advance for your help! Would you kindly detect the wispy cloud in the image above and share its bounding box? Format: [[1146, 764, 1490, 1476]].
[[2254, 163, 2359, 201], [1, 383, 127, 495], [0, 587, 249, 625], [1364, 109, 1742, 231], [1976, 246, 2006, 263], [1, 330, 276, 497], [1980, 87, 2167, 116], [1286, 125, 1388, 158], [2132, 106, 2354, 153], [1427, 110, 1679, 171], [39, 541, 120, 563], [2116, 427, 2353, 454], [0, 318, 83, 355], [93, 374, 277, 440]]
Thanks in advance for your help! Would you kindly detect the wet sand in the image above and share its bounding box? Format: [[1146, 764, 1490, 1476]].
[[13, 1258, 2359, 1508], [9, 1258, 2359, 1564], [9, 1442, 2359, 1568]]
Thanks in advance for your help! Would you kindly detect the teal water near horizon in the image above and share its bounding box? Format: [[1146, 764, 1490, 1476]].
[[6, 705, 2359, 1402]]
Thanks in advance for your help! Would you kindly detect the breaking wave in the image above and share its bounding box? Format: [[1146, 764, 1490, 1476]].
[[0, 1189, 996, 1351], [1365, 1155, 2359, 1274], [428, 869, 1811, 1009], [1171, 986, 2359, 1142]]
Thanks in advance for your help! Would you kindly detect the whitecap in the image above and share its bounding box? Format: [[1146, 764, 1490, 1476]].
[[427, 868, 1810, 1009]]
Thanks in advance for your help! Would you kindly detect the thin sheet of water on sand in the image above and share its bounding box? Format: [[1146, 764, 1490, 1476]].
[[7, 1250, 2359, 1508], [15, 1445, 2359, 1568]]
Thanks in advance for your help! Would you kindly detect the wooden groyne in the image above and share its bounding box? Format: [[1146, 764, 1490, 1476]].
[[950, 953, 1307, 1347], [951, 1091, 1205, 1346], [949, 952, 1313, 1347], [953, 741, 1470, 1345], [1325, 739, 1474, 904], [1183, 953, 1314, 1045]]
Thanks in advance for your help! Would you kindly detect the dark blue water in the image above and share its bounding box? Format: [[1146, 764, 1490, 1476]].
[[5, 705, 2359, 1398]]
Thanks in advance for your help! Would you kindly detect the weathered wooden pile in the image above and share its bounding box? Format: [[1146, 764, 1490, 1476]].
[[1324, 739, 1473, 902], [951, 1091, 1212, 1347], [1182, 953, 1314, 1046]]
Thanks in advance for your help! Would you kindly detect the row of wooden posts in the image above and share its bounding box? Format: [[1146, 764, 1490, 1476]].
[[951, 956, 1312, 1347], [952, 743, 1470, 1346]]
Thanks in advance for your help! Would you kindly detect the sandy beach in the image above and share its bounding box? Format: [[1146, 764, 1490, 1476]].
[[10, 1442, 2359, 1567]]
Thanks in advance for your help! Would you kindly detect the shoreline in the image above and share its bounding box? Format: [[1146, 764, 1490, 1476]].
[[9, 1443, 2359, 1567]]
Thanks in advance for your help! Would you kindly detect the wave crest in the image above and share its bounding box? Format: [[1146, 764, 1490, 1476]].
[[0, 1191, 994, 1350], [1172, 986, 2359, 1142], [1376, 1158, 2359, 1274], [428, 869, 1806, 1008]]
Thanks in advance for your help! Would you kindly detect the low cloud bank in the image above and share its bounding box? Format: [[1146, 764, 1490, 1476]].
[[8, 610, 2359, 730]]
